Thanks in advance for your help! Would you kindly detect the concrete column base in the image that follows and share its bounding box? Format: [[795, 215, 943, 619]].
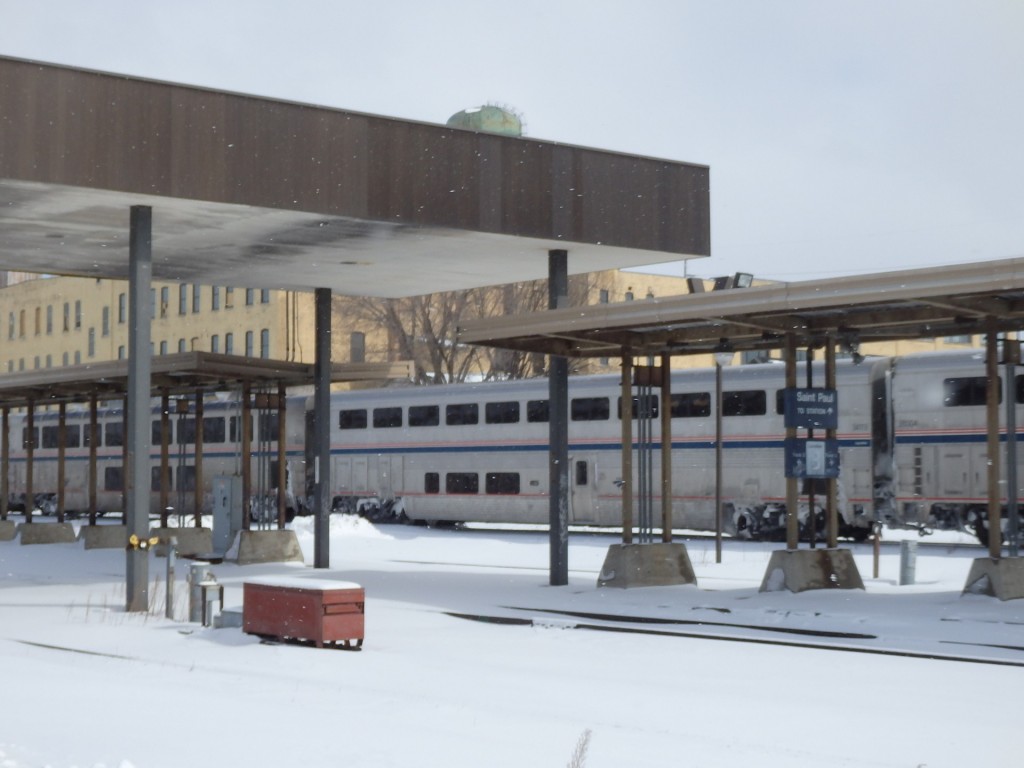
[[962, 557, 1024, 601], [79, 524, 128, 550], [235, 529, 304, 565], [17, 522, 77, 545], [149, 527, 214, 558], [597, 542, 697, 588], [760, 548, 865, 593], [0, 519, 16, 541]]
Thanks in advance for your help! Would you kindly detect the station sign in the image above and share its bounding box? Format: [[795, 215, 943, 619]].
[[783, 387, 838, 429], [784, 437, 840, 479]]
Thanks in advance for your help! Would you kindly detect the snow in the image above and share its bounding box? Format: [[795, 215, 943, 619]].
[[1, 517, 1020, 768]]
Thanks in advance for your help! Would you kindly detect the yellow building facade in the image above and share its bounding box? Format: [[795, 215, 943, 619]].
[[0, 271, 978, 379]]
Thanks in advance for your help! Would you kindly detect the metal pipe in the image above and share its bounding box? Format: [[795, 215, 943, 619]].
[[714, 359, 723, 564], [547, 250, 569, 585], [785, 335, 799, 550], [660, 354, 673, 542], [57, 402, 66, 523], [194, 390, 204, 527], [313, 287, 332, 568], [825, 337, 838, 549], [277, 383, 287, 529]]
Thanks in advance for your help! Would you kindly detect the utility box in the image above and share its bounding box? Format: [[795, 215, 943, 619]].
[[212, 475, 243, 555], [243, 577, 364, 649]]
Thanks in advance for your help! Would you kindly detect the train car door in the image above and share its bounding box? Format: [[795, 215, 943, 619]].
[[378, 456, 402, 500], [570, 455, 596, 524]]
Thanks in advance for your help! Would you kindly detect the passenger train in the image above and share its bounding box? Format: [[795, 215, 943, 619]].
[[3, 350, 1020, 546]]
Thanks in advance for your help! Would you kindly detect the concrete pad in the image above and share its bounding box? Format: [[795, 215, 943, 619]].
[[79, 524, 128, 550], [235, 529, 305, 566], [759, 548, 865, 593], [0, 519, 16, 541], [597, 542, 697, 588], [17, 522, 77, 545], [962, 557, 1024, 601], [149, 527, 213, 558]]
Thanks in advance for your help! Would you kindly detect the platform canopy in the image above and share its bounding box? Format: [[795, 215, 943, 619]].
[[0, 56, 710, 297], [458, 257, 1024, 356]]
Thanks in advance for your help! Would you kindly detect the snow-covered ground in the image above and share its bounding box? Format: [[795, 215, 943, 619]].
[[0, 517, 1020, 768]]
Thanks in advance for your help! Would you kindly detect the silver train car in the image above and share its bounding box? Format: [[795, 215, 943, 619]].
[[4, 350, 1021, 545], [318, 349, 1022, 545], [5, 397, 306, 520]]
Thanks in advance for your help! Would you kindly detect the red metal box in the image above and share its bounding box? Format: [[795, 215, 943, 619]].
[[243, 577, 364, 649]]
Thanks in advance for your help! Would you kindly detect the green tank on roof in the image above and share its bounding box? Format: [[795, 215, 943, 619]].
[[446, 105, 523, 137]]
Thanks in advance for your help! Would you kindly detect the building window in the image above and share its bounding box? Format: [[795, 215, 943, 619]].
[[160, 286, 169, 317], [245, 288, 255, 306], [8, 311, 14, 339], [225, 287, 234, 308], [18, 309, 25, 338], [260, 288, 270, 304], [74, 351, 81, 364], [102, 306, 110, 337], [179, 284, 187, 315], [245, 331, 254, 357], [33, 355, 40, 369], [211, 334, 220, 353], [192, 284, 201, 313], [178, 338, 186, 353], [88, 328, 95, 358], [62, 352, 68, 367], [46, 305, 53, 335], [225, 332, 234, 355], [45, 354, 51, 368], [260, 329, 270, 358], [211, 286, 220, 311], [118, 293, 126, 324], [63, 302, 70, 331], [150, 288, 156, 319], [75, 300, 82, 329], [117, 346, 125, 360], [599, 289, 609, 304], [34, 307, 40, 336]]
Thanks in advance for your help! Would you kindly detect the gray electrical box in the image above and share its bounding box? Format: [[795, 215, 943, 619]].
[[212, 475, 243, 555]]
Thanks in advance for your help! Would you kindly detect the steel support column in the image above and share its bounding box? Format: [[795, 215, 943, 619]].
[[159, 389, 170, 527], [785, 335, 800, 550], [620, 352, 633, 544], [825, 337, 838, 549], [126, 205, 153, 613], [0, 407, 7, 522], [277, 383, 287, 529], [194, 391, 204, 526], [25, 401, 34, 523], [548, 249, 569, 586], [986, 322, 1001, 559], [57, 403, 66, 523], [660, 353, 673, 542], [88, 395, 97, 525], [313, 287, 332, 569], [242, 382, 252, 531]]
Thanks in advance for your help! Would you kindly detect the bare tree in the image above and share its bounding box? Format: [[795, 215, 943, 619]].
[[337, 273, 609, 384]]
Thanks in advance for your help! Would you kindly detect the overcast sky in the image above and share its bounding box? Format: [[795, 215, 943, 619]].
[[2, 0, 1022, 283]]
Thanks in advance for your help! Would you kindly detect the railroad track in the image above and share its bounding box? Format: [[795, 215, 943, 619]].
[[444, 606, 1024, 668]]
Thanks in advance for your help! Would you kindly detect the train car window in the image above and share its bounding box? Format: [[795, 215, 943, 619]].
[[230, 415, 253, 441], [83, 423, 98, 447], [572, 397, 610, 421], [339, 409, 368, 430], [775, 390, 786, 415], [152, 420, 173, 446], [670, 392, 711, 418], [151, 466, 172, 492], [204, 416, 227, 444], [617, 395, 659, 419], [424, 472, 440, 494], [527, 399, 549, 423], [575, 461, 588, 485], [41, 425, 81, 449], [409, 405, 440, 427], [485, 401, 520, 424], [21, 427, 38, 449], [486, 472, 521, 495], [446, 472, 479, 494], [176, 418, 196, 445], [175, 466, 197, 492], [257, 413, 279, 441], [1017, 375, 1024, 404], [723, 390, 767, 417], [105, 421, 124, 447], [944, 376, 1000, 406], [446, 403, 479, 426], [104, 466, 122, 491], [373, 407, 403, 429]]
